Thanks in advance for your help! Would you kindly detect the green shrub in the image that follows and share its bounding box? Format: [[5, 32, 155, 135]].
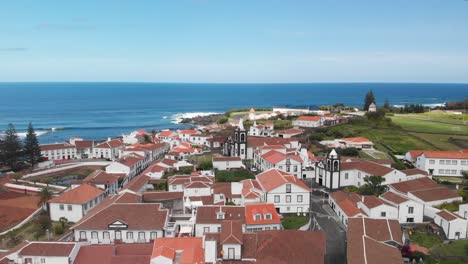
[[216, 169, 254, 182], [53, 223, 64, 235]]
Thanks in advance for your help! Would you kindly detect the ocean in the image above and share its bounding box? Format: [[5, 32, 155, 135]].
[[0, 82, 467, 144]]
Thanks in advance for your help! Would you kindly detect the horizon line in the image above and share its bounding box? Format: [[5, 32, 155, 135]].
[[0, 81, 468, 85]]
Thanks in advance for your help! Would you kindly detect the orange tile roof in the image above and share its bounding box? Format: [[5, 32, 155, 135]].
[[95, 139, 124, 149], [18, 242, 77, 257], [436, 210, 463, 221], [256, 169, 311, 192], [296, 115, 321, 121], [180, 129, 199, 135], [245, 203, 281, 225], [261, 150, 302, 165], [48, 184, 104, 204], [40, 143, 75, 151], [421, 149, 468, 159], [151, 238, 204, 264], [342, 137, 372, 143], [380, 192, 408, 204]]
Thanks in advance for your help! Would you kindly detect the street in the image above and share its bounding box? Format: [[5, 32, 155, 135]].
[[306, 180, 347, 264]]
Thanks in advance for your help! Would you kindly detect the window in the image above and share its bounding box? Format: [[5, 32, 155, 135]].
[[451, 170, 457, 174], [265, 214, 272, 220], [274, 195, 280, 203], [217, 212, 225, 220], [440, 160, 445, 165], [67, 205, 72, 211], [126, 232, 133, 240], [345, 173, 349, 180], [286, 195, 291, 203], [452, 160, 457, 165], [461, 160, 467, 165], [380, 212, 386, 217], [103, 231, 110, 240], [286, 206, 290, 211], [138, 232, 145, 241], [203, 227, 210, 234], [438, 169, 444, 174], [408, 207, 414, 214], [59, 204, 64, 210], [430, 160, 436, 164], [406, 218, 414, 223], [41, 258, 45, 263], [115, 231, 121, 240], [150, 232, 157, 240], [172, 185, 177, 190], [286, 184, 291, 193], [358, 172, 361, 179], [297, 195, 303, 203], [254, 214, 261, 221], [80, 231, 86, 240], [217, 227, 221, 232], [83, 203, 88, 210], [91, 231, 98, 239]]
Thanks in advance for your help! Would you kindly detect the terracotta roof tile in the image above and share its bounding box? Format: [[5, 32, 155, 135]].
[[245, 203, 281, 225], [19, 242, 76, 257], [296, 116, 321, 121], [256, 169, 310, 192], [195, 206, 245, 224], [48, 184, 104, 204]]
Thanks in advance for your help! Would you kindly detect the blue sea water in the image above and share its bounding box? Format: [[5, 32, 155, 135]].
[[0, 82, 467, 144]]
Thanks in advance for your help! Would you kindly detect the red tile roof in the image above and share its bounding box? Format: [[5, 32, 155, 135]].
[[421, 149, 468, 159], [180, 129, 199, 135], [48, 184, 104, 204], [247, 136, 297, 148], [277, 128, 304, 135], [117, 153, 144, 167], [256, 169, 311, 192], [220, 220, 243, 245], [72, 203, 167, 230], [18, 242, 77, 257], [296, 115, 321, 121], [362, 196, 385, 209], [347, 217, 403, 264], [142, 191, 183, 202], [341, 160, 394, 176], [195, 206, 245, 224], [436, 210, 463, 221], [74, 243, 152, 264], [124, 175, 150, 192], [390, 177, 438, 194], [74, 140, 94, 149], [40, 143, 75, 151], [151, 238, 204, 264], [83, 170, 120, 185], [342, 137, 372, 143], [410, 187, 460, 202], [213, 156, 242, 162], [95, 139, 124, 149], [245, 203, 281, 225], [261, 150, 303, 165], [380, 192, 409, 204], [402, 168, 429, 176]]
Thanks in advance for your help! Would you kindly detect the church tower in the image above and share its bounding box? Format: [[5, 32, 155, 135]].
[[232, 118, 248, 159], [315, 148, 341, 189]]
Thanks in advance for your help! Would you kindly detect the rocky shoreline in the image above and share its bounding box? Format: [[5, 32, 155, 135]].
[[179, 114, 224, 126]]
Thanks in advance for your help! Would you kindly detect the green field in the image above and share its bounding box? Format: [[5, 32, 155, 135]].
[[431, 239, 468, 257], [391, 115, 468, 134], [395, 110, 468, 125]]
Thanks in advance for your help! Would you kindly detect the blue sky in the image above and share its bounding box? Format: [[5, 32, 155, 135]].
[[0, 0, 467, 83]]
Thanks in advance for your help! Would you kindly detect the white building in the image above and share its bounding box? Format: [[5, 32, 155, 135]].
[[315, 150, 423, 190], [256, 169, 311, 214], [458, 203, 468, 219], [73, 139, 94, 159], [189, 134, 213, 147], [122, 130, 147, 145], [212, 156, 243, 170], [105, 153, 145, 183], [40, 142, 77, 161], [368, 102, 377, 112], [75, 170, 120, 195], [245, 203, 282, 232], [48, 184, 105, 223], [380, 192, 424, 223], [388, 177, 462, 207], [414, 149, 468, 177], [319, 137, 374, 150], [434, 210, 468, 240], [93, 139, 125, 160], [72, 203, 168, 244], [292, 116, 323, 128], [358, 196, 398, 220], [329, 191, 366, 227], [0, 242, 84, 264], [194, 206, 245, 237], [167, 174, 214, 197], [179, 129, 200, 142], [248, 121, 274, 137]]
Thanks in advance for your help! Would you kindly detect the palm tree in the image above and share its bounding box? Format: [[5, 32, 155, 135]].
[[37, 188, 52, 211]]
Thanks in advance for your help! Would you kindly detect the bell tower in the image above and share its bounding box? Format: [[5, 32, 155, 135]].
[[325, 149, 341, 189]]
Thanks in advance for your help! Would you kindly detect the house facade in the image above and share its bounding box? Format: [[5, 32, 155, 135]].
[[415, 150, 468, 177], [292, 116, 323, 127], [93, 139, 125, 160]]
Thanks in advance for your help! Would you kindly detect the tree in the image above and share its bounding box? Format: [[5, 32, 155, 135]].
[[383, 99, 390, 109], [23, 122, 41, 168], [11, 173, 22, 183], [359, 175, 386, 196], [1, 124, 22, 170], [58, 217, 68, 229], [151, 129, 157, 141], [363, 90, 376, 111], [143, 134, 152, 144], [37, 187, 52, 209]]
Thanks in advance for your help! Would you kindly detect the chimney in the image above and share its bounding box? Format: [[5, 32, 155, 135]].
[[107, 137, 111, 142]]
